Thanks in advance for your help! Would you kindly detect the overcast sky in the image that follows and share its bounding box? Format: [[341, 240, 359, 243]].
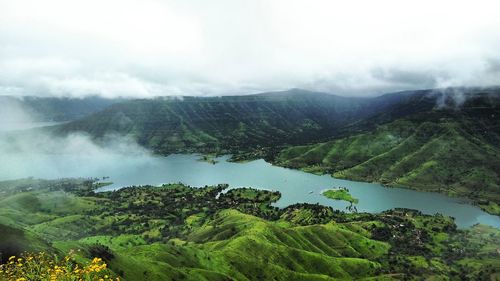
[[1, 0, 500, 98]]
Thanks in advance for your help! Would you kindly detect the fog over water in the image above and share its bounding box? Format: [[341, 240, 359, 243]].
[[0, 101, 152, 180], [0, 102, 498, 229]]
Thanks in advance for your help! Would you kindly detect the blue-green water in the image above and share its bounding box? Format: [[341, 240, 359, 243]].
[[2, 153, 498, 228]]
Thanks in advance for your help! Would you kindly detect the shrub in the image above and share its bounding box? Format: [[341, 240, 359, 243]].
[[0, 251, 118, 281]]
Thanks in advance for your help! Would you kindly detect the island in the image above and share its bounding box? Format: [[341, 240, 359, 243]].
[[322, 187, 359, 204]]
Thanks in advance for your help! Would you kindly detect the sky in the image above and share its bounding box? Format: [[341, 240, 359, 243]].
[[1, 0, 500, 98]]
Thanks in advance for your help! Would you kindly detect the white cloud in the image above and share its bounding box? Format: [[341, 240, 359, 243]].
[[1, 0, 500, 97]]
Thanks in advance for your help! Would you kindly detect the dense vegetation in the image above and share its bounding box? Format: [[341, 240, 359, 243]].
[[49, 88, 500, 213], [276, 92, 500, 214], [322, 188, 359, 204], [1, 178, 498, 280], [1, 253, 116, 281], [54, 89, 410, 156]]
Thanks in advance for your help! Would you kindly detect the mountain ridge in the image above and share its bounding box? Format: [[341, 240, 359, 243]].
[[42, 87, 500, 213]]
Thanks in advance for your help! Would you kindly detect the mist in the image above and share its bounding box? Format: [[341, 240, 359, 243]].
[[1, 0, 500, 98], [0, 98, 33, 132], [0, 104, 155, 181]]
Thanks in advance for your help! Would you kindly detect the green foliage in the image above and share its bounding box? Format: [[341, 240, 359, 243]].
[[1, 179, 499, 280], [55, 89, 407, 157], [322, 188, 359, 204], [277, 112, 500, 213]]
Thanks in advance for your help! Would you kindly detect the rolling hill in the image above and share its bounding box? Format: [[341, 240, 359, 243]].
[[1, 178, 499, 280]]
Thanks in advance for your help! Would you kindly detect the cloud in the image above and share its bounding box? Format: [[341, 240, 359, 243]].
[[0, 109, 153, 181], [0, 97, 34, 131], [1, 0, 500, 97]]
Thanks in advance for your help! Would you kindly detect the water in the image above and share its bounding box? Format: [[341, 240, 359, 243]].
[[1, 153, 498, 228]]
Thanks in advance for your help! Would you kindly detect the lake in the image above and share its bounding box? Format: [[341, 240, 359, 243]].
[[1, 152, 498, 228]]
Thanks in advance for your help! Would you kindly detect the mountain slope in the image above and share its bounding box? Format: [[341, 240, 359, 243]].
[[50, 87, 500, 210], [2, 179, 499, 280], [54, 88, 500, 154], [56, 89, 384, 154], [276, 100, 500, 212]]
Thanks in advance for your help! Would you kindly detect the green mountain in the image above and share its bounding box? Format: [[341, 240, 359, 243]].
[[55, 89, 407, 155], [276, 90, 500, 213], [52, 88, 500, 211], [1, 178, 499, 280]]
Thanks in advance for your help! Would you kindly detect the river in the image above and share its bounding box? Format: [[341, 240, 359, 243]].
[[1, 152, 498, 228]]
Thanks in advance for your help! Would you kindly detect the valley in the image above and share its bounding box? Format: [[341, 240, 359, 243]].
[[1, 87, 500, 280], [46, 87, 500, 214]]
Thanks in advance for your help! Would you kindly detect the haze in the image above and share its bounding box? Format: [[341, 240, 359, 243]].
[[1, 0, 500, 98]]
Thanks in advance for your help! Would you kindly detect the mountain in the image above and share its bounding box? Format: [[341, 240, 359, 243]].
[[276, 88, 500, 213], [51, 87, 500, 212], [54, 88, 417, 155], [0, 95, 122, 122], [55, 89, 367, 154]]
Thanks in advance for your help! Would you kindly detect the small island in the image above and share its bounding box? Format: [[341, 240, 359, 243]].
[[322, 187, 359, 204], [197, 154, 219, 164]]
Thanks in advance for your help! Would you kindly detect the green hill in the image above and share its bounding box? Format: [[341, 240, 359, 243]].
[[44, 87, 500, 211], [53, 88, 500, 158], [276, 107, 500, 213], [54, 89, 412, 155], [1, 178, 498, 280]]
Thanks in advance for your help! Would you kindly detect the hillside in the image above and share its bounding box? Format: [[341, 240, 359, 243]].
[[1, 178, 499, 280], [49, 87, 500, 210], [54, 88, 500, 154], [54, 89, 406, 155], [276, 92, 500, 214]]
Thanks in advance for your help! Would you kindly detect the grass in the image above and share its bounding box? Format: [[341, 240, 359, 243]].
[[276, 117, 500, 215], [479, 201, 500, 216], [1, 178, 499, 280], [322, 189, 359, 204]]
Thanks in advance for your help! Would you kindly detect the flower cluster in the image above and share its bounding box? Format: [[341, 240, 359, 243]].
[[0, 252, 119, 281]]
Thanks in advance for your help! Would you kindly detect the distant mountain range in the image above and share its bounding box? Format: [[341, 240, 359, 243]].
[[17, 87, 500, 214], [0, 95, 122, 122]]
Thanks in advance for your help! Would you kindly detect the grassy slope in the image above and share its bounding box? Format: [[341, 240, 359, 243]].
[[1, 179, 499, 280], [276, 113, 500, 214], [54, 89, 398, 156], [0, 181, 389, 280], [322, 189, 359, 204]]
